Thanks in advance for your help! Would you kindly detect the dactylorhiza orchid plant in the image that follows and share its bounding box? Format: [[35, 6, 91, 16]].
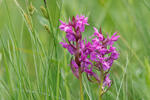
[[59, 15, 119, 100]]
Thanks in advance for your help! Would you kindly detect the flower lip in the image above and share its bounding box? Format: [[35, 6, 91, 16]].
[[103, 74, 111, 87]]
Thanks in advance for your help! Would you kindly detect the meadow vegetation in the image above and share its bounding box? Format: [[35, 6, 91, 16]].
[[0, 0, 150, 99]]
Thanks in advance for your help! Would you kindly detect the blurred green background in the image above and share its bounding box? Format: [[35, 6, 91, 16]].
[[0, 0, 150, 99]]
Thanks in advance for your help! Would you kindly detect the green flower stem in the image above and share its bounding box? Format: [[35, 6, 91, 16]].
[[79, 67, 84, 100], [99, 69, 104, 100]]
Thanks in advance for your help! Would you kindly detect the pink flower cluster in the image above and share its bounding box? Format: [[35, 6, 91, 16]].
[[59, 15, 119, 88]]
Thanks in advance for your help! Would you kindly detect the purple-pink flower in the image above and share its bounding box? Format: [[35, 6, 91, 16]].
[[93, 27, 103, 41], [59, 15, 119, 90], [103, 74, 111, 87], [76, 15, 89, 32]]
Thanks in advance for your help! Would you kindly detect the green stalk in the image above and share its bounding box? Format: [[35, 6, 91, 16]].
[[99, 70, 104, 100], [56, 62, 60, 100], [79, 67, 84, 100]]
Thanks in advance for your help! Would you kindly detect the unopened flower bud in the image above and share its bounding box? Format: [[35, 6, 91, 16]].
[[44, 24, 50, 33], [29, 3, 35, 15], [40, 6, 48, 19]]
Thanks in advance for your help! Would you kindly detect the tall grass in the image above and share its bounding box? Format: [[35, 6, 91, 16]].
[[0, 0, 150, 100]]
